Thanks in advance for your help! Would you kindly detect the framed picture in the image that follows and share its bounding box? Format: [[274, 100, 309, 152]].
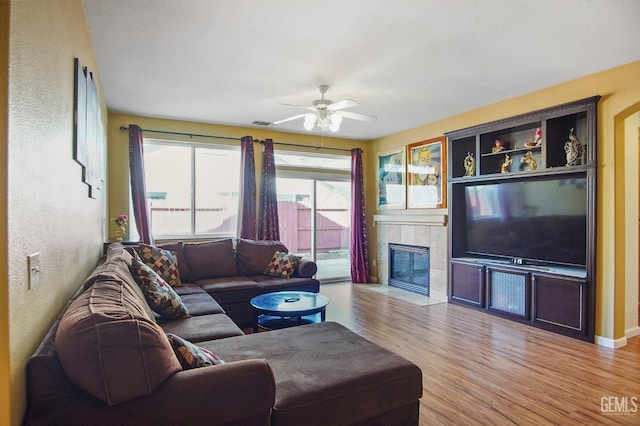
[[73, 58, 88, 168], [407, 136, 446, 208], [377, 147, 406, 209]]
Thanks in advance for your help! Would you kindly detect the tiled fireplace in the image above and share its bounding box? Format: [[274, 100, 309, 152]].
[[373, 210, 448, 302]]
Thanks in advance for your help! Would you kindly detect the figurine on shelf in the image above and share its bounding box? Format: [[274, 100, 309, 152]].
[[520, 150, 537, 171], [500, 154, 512, 173], [534, 128, 542, 146], [463, 152, 476, 176], [564, 128, 583, 166], [492, 139, 505, 153]]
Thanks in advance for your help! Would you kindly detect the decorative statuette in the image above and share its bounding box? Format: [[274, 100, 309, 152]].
[[492, 139, 505, 153], [520, 151, 537, 171], [463, 152, 476, 176], [534, 127, 542, 146], [564, 128, 583, 166], [500, 154, 512, 173]]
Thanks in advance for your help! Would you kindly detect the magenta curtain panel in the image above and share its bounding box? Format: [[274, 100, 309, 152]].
[[258, 138, 280, 240], [239, 135, 257, 239], [351, 148, 370, 283], [128, 124, 153, 244]]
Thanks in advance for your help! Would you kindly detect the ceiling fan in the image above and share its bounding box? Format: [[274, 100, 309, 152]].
[[272, 85, 376, 133]]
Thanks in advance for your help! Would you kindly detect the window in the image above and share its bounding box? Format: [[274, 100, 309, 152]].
[[143, 140, 240, 239], [274, 151, 350, 171]]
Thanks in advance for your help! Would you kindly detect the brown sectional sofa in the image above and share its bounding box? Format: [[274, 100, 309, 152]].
[[160, 238, 321, 329], [25, 240, 423, 425]]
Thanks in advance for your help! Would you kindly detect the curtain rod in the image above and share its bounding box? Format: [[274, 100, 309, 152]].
[[118, 126, 354, 153]]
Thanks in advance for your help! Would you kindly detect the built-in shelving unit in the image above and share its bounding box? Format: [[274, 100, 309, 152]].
[[445, 96, 600, 342]]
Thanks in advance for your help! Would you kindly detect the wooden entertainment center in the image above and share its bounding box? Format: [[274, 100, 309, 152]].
[[445, 96, 600, 342]]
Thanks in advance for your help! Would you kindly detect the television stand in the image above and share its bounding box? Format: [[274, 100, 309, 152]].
[[446, 96, 598, 342], [450, 258, 590, 339]]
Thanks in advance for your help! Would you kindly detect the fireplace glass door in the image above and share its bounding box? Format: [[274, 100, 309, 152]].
[[389, 244, 430, 295]]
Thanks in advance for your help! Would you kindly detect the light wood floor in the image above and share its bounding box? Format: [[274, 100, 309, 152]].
[[319, 282, 640, 425]]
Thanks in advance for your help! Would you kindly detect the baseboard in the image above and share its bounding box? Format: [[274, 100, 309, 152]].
[[595, 334, 628, 348], [625, 325, 640, 339]]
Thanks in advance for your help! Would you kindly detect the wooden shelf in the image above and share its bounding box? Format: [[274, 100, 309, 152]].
[[481, 145, 541, 157]]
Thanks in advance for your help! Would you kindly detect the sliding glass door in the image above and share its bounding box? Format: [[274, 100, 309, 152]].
[[275, 176, 351, 282]]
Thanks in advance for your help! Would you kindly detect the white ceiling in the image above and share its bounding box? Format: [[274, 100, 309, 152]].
[[82, 0, 640, 141]]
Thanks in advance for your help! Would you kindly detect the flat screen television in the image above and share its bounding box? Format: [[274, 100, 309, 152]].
[[464, 176, 587, 267]]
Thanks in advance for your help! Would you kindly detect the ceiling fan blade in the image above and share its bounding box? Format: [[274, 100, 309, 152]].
[[281, 103, 313, 109], [327, 99, 359, 111], [271, 113, 309, 125], [334, 110, 377, 122]]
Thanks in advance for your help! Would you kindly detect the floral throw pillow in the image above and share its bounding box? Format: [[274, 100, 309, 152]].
[[135, 243, 182, 287], [166, 333, 224, 369], [264, 251, 302, 279], [129, 258, 189, 320]]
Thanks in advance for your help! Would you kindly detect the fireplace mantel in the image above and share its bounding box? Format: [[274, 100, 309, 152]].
[[373, 209, 447, 227]]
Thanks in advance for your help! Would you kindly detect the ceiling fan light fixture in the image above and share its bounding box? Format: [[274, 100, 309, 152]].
[[303, 113, 316, 131], [329, 113, 342, 132], [273, 85, 375, 133]]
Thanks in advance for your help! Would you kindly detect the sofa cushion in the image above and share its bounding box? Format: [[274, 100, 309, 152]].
[[158, 314, 245, 342], [166, 333, 224, 369], [172, 282, 208, 295], [178, 292, 226, 316], [129, 258, 190, 320], [157, 241, 190, 283], [250, 275, 320, 294], [183, 239, 238, 280], [264, 251, 302, 279], [236, 238, 288, 276], [196, 276, 260, 304], [56, 276, 182, 405], [136, 243, 182, 287]]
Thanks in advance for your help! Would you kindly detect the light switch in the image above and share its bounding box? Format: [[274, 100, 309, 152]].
[[28, 252, 40, 289]]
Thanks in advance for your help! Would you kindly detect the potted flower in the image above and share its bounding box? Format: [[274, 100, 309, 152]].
[[111, 214, 128, 241]]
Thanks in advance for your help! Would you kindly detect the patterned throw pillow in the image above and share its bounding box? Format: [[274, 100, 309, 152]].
[[264, 251, 302, 279], [129, 258, 190, 319], [166, 333, 224, 369], [135, 244, 182, 287]]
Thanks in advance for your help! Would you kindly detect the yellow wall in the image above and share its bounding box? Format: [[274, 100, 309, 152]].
[[1, 2, 11, 426], [623, 113, 639, 334], [106, 113, 369, 239], [6, 1, 107, 424], [370, 60, 640, 343]]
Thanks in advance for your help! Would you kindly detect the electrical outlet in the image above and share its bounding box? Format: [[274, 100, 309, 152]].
[[28, 252, 41, 289]]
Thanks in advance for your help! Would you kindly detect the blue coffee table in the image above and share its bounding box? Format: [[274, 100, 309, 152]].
[[250, 291, 330, 331]]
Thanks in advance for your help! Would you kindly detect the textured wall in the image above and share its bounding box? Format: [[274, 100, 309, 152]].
[[7, 0, 106, 423]]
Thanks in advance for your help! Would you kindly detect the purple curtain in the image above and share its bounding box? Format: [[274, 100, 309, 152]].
[[351, 148, 370, 283], [259, 139, 280, 240], [128, 124, 153, 244], [239, 135, 257, 239]]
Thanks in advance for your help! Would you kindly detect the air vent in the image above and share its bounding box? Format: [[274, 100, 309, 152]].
[[252, 120, 272, 126]]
